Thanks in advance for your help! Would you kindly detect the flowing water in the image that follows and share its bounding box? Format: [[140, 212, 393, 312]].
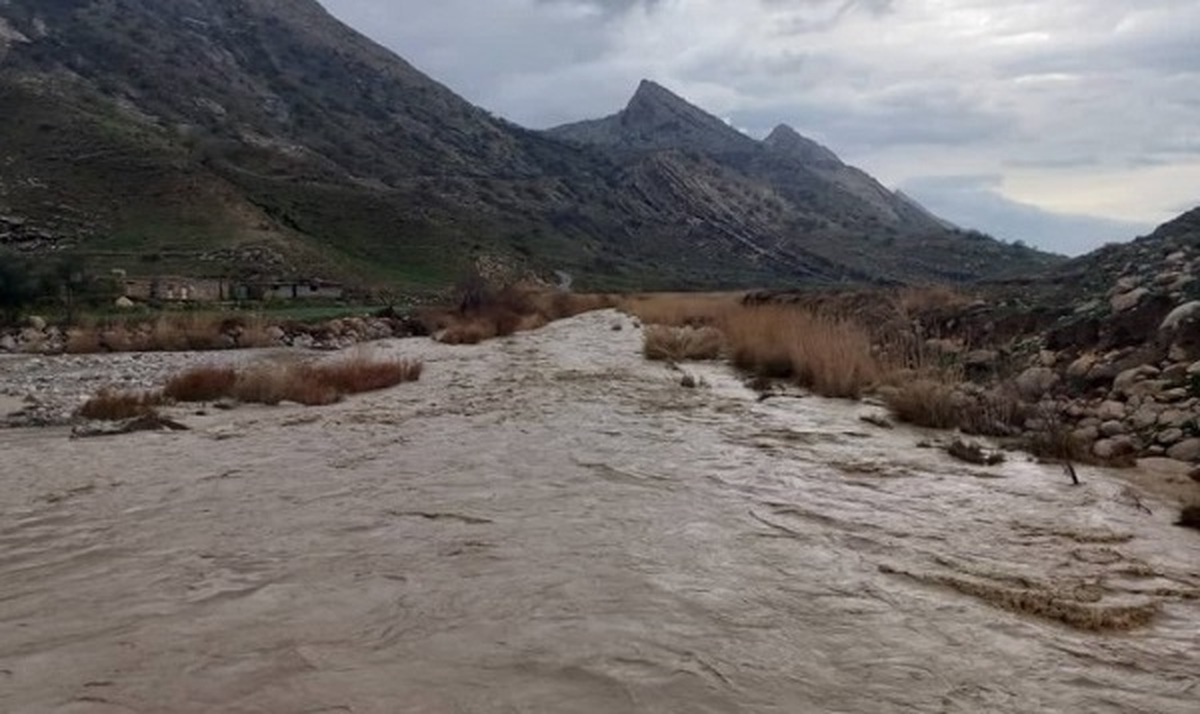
[[1, 311, 1198, 713]]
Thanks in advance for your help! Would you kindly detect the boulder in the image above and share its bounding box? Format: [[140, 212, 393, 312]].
[[1157, 388, 1189, 403], [1016, 367, 1059, 400], [1111, 287, 1149, 313], [1113, 366, 1159, 397], [114, 296, 135, 310], [0, 334, 15, 352], [1096, 400, 1126, 421], [1161, 301, 1200, 331], [1157, 428, 1185, 446], [1094, 436, 1137, 461], [1161, 363, 1190, 385], [25, 315, 46, 331], [1099, 420, 1125, 437], [1130, 404, 1162, 430], [1066, 354, 1097, 380], [1158, 409, 1190, 428], [1114, 276, 1140, 293], [1167, 438, 1200, 462]]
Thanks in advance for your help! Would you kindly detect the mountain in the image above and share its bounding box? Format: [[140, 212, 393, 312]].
[[0, 1, 1060, 291], [548, 81, 1059, 283]]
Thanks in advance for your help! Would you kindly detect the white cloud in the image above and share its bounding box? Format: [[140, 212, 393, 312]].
[[319, 0, 1200, 251]]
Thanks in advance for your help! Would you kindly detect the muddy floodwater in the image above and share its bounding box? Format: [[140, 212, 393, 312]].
[[1, 311, 1198, 713]]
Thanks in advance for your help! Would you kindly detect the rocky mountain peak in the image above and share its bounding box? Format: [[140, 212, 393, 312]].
[[763, 123, 843, 168]]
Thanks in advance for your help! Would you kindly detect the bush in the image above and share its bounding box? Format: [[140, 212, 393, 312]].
[[164, 365, 238, 402], [720, 306, 881, 399], [642, 325, 723, 361], [159, 355, 423, 407], [425, 281, 617, 345], [305, 356, 423, 394], [882, 379, 959, 429], [77, 389, 165, 421]]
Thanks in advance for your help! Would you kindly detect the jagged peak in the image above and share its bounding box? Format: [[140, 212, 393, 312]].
[[625, 79, 707, 116], [763, 123, 842, 167]]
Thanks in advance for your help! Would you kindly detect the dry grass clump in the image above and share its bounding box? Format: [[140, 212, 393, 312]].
[[425, 285, 618, 345], [619, 292, 743, 327], [721, 306, 881, 399], [164, 365, 239, 402], [306, 356, 423, 394], [77, 388, 165, 421], [642, 325, 724, 361], [437, 320, 494, 345], [231, 366, 342, 406], [64, 314, 283, 354], [162, 355, 423, 407], [881, 379, 962, 430]]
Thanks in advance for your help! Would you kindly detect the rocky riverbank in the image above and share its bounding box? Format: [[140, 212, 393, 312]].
[[0, 312, 427, 356]]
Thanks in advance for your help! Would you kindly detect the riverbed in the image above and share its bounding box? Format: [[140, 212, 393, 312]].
[[1, 310, 1197, 712]]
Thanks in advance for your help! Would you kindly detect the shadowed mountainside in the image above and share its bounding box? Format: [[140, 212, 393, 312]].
[[0, 0, 1059, 290]]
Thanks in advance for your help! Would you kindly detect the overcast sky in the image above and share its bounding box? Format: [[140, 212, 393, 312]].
[[320, 0, 1200, 254]]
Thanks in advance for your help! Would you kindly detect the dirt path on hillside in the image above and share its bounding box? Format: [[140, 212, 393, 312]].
[[1, 311, 1198, 713]]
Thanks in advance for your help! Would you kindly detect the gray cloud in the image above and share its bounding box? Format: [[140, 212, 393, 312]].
[[319, 0, 1200, 244]]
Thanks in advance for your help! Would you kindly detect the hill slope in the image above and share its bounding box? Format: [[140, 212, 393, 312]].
[[0, 0, 1059, 291]]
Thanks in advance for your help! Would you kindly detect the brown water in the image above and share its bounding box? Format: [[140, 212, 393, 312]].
[[1, 311, 1198, 713]]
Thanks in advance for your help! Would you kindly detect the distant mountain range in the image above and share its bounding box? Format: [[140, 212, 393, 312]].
[[0, 0, 1062, 290]]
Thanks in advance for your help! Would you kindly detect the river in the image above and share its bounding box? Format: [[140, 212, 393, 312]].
[[1, 310, 1197, 712]]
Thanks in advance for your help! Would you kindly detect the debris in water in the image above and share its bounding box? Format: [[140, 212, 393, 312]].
[[1177, 504, 1200, 531], [860, 413, 894, 430], [71, 414, 190, 439], [946, 438, 1005, 466]]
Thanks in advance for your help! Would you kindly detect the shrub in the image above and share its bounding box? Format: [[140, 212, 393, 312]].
[[305, 356, 423, 394], [882, 379, 959, 429], [643, 325, 724, 361], [156, 356, 423, 408], [232, 367, 342, 406], [428, 285, 617, 345], [720, 306, 881, 398], [619, 293, 740, 327], [77, 388, 164, 421], [164, 365, 238, 402]]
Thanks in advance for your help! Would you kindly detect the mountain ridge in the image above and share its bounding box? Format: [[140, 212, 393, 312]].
[[0, 0, 1060, 291]]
